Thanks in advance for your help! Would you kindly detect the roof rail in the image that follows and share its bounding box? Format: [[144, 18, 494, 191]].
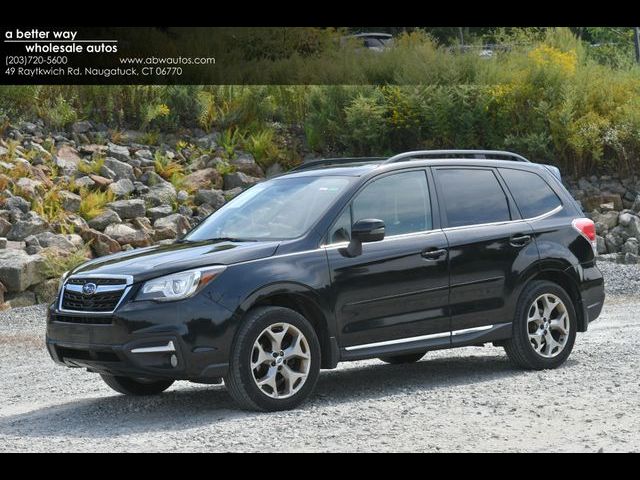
[[290, 157, 387, 172], [384, 150, 531, 164]]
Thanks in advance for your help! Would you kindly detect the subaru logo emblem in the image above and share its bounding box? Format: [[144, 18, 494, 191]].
[[82, 283, 97, 295]]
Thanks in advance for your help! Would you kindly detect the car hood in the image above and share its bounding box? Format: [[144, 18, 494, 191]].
[[71, 240, 280, 283]]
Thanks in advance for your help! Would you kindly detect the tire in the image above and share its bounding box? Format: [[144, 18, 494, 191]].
[[100, 374, 174, 396], [504, 280, 577, 370], [224, 306, 321, 412], [378, 352, 426, 364]]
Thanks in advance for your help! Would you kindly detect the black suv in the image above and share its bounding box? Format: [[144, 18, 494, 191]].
[[46, 150, 605, 411]]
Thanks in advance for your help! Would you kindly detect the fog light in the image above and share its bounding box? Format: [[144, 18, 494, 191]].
[[170, 354, 178, 368]]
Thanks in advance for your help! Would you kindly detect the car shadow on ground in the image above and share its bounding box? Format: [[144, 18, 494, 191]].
[[0, 352, 579, 439]]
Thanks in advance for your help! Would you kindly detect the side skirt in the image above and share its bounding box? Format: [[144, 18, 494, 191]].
[[339, 322, 512, 362]]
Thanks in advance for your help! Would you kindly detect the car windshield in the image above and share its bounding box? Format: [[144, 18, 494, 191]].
[[185, 176, 352, 242]]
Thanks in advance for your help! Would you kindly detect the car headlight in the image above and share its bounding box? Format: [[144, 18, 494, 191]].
[[136, 266, 226, 302]]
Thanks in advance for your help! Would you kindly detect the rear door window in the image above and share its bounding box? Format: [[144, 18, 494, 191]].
[[499, 168, 562, 219], [436, 168, 511, 228]]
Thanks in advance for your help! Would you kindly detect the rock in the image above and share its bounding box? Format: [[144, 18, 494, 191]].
[[73, 176, 96, 189], [223, 171, 261, 190], [55, 145, 82, 175], [177, 190, 189, 203], [103, 157, 135, 181], [143, 182, 176, 207], [622, 237, 639, 256], [0, 249, 45, 292], [88, 174, 113, 188], [0, 238, 6, 249], [626, 215, 640, 239], [7, 212, 49, 241], [195, 189, 226, 209], [33, 231, 76, 251], [106, 199, 145, 219], [140, 171, 167, 187], [0, 219, 11, 237], [224, 187, 244, 200], [66, 214, 89, 232], [87, 209, 122, 231], [130, 217, 153, 232], [266, 162, 284, 178], [183, 168, 223, 191], [195, 132, 220, 149], [78, 228, 120, 256], [231, 153, 264, 177], [135, 149, 153, 160], [71, 120, 93, 134], [3, 196, 31, 214], [32, 278, 60, 303], [599, 211, 619, 230], [197, 204, 215, 217], [596, 235, 606, 254], [153, 214, 190, 239], [582, 194, 623, 212], [59, 190, 81, 212], [618, 212, 634, 227], [177, 205, 192, 217], [104, 223, 152, 247], [15, 178, 42, 197], [146, 205, 173, 222], [632, 195, 640, 213], [624, 252, 639, 264], [605, 231, 625, 253], [106, 143, 131, 163], [5, 290, 38, 308], [108, 178, 135, 197]]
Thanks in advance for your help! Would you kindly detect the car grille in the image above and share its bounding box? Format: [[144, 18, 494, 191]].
[[61, 290, 124, 312], [60, 276, 130, 313]]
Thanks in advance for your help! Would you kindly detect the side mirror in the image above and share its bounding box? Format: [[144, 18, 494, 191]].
[[342, 219, 385, 257]]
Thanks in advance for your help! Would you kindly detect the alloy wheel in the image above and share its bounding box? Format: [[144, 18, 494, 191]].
[[250, 322, 311, 399], [527, 293, 570, 358]]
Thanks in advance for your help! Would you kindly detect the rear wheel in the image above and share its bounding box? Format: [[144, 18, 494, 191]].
[[504, 280, 577, 370], [100, 374, 174, 396], [378, 352, 426, 364], [224, 306, 321, 411]]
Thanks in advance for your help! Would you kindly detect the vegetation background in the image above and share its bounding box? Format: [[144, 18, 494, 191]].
[[1, 27, 639, 177]]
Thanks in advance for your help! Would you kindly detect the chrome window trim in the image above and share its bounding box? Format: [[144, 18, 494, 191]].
[[321, 204, 563, 248], [58, 274, 134, 316]]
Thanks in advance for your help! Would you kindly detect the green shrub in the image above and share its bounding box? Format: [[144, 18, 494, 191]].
[[42, 246, 91, 279]]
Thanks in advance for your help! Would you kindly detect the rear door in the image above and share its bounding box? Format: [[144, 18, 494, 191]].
[[433, 167, 538, 338]]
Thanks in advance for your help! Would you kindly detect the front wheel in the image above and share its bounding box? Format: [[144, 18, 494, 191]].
[[504, 280, 577, 370], [224, 306, 321, 412], [100, 374, 174, 396]]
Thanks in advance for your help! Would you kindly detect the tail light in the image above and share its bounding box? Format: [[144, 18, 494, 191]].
[[572, 218, 597, 255]]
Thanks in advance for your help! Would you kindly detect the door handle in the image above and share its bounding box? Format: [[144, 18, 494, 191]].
[[421, 248, 447, 260], [510, 234, 532, 247]]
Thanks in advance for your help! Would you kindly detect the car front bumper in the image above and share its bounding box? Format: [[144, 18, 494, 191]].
[[46, 292, 237, 382]]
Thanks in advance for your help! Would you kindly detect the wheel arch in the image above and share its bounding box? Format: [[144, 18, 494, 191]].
[[237, 282, 339, 369], [526, 268, 586, 332]]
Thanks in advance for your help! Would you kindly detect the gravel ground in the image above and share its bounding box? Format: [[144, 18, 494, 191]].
[[0, 266, 639, 452]]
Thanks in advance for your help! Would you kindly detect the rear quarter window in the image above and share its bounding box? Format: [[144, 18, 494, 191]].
[[499, 168, 562, 219]]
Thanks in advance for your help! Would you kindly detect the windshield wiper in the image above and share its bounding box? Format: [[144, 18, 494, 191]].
[[207, 237, 258, 243]]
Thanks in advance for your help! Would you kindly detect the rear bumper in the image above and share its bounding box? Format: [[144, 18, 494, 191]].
[[576, 263, 605, 330], [46, 292, 237, 381]]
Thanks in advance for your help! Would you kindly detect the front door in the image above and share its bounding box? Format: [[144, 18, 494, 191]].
[[325, 169, 450, 350]]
